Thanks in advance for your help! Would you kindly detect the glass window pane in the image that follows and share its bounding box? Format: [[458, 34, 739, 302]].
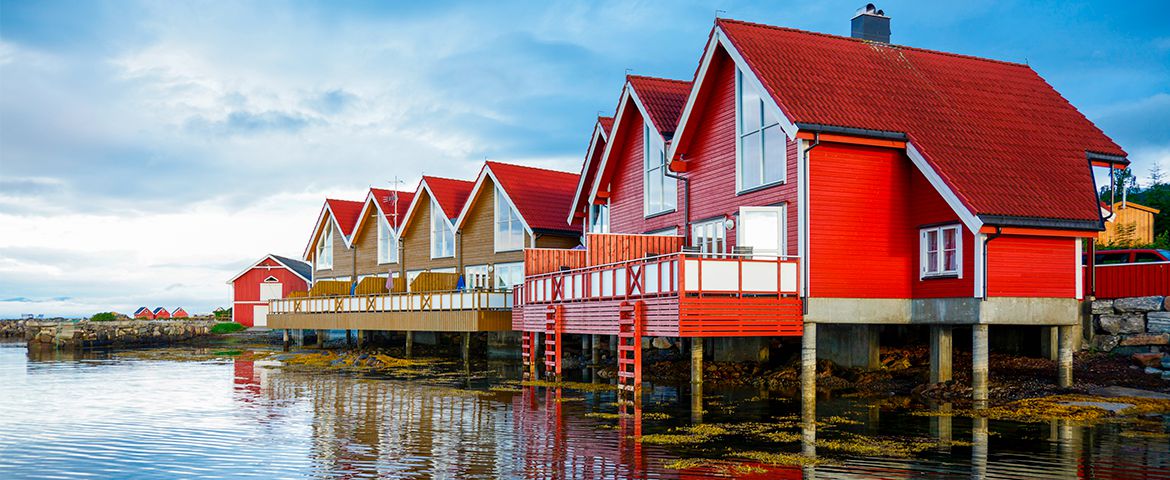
[[647, 167, 662, 212], [927, 252, 939, 273], [944, 250, 957, 272], [943, 228, 956, 250], [927, 230, 938, 253], [741, 75, 762, 133], [763, 125, 785, 184], [741, 131, 762, 189]]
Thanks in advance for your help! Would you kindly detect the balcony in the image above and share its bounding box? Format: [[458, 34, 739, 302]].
[[267, 289, 514, 332], [513, 250, 803, 337]]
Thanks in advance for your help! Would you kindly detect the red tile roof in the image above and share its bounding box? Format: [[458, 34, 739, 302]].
[[714, 18, 1125, 224], [486, 161, 581, 232], [369, 188, 415, 228], [599, 116, 614, 137], [423, 176, 474, 219], [628, 76, 691, 136], [325, 199, 363, 236]]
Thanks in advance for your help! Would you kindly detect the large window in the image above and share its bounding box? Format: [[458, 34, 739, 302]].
[[644, 123, 677, 216], [377, 216, 397, 264], [464, 264, 490, 289], [588, 202, 610, 234], [691, 218, 727, 254], [494, 186, 525, 251], [430, 200, 455, 258], [737, 69, 786, 191], [920, 225, 962, 278], [494, 262, 524, 290], [316, 222, 333, 270], [406, 270, 423, 291]]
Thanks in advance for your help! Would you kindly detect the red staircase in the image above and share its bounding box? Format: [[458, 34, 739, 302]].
[[521, 331, 535, 380], [617, 301, 644, 413], [543, 305, 563, 381]]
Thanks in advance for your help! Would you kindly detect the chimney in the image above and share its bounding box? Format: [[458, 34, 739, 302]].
[[851, 4, 890, 43]]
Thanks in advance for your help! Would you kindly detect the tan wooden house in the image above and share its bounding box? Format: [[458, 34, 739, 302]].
[[1099, 201, 1160, 246]]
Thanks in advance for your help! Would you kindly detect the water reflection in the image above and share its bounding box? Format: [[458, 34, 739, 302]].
[[1, 343, 1168, 480]]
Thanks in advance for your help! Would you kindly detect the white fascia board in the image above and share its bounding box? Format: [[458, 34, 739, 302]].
[[453, 168, 490, 231], [567, 122, 609, 225], [398, 179, 433, 234], [226, 254, 310, 285], [666, 31, 719, 165], [352, 194, 382, 243], [906, 141, 983, 234], [303, 202, 336, 260], [588, 85, 634, 204]]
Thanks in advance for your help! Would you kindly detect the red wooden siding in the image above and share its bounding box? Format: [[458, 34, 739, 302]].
[[231, 258, 311, 327], [524, 249, 587, 276], [671, 51, 799, 255], [605, 95, 685, 235], [809, 142, 915, 298], [586, 232, 684, 266], [987, 236, 1076, 298], [909, 164, 976, 298], [1086, 263, 1170, 299]]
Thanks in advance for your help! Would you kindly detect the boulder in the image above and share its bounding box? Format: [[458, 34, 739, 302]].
[[1114, 296, 1166, 313], [1092, 335, 1119, 352], [1098, 314, 1145, 335], [1091, 300, 1115, 315], [1132, 352, 1166, 368], [651, 337, 673, 349], [1119, 333, 1170, 346], [1148, 312, 1170, 334], [1165, 296, 1170, 311], [1144, 367, 1163, 375], [1164, 355, 1170, 369]]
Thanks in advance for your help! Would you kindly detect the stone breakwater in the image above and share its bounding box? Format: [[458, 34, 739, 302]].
[[1090, 295, 1170, 379], [23, 320, 219, 349], [0, 320, 28, 338]]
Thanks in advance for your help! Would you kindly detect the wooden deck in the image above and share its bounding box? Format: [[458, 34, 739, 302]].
[[267, 290, 513, 332]]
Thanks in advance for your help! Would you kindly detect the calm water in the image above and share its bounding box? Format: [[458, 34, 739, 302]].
[[0, 341, 1167, 479]]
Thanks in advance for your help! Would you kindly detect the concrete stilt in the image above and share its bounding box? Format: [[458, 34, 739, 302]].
[[591, 334, 601, 365], [346, 329, 353, 347], [1041, 326, 1059, 361], [581, 334, 590, 356], [971, 416, 989, 479], [1057, 325, 1074, 388], [691, 337, 704, 424], [972, 324, 989, 409], [282, 329, 290, 352], [930, 402, 953, 451], [405, 331, 414, 358], [316, 329, 325, 348], [462, 332, 471, 361], [929, 325, 953, 384], [801, 322, 817, 417], [356, 330, 365, 349]]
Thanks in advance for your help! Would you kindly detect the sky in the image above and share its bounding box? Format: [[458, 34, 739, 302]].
[[1, 0, 1167, 318]]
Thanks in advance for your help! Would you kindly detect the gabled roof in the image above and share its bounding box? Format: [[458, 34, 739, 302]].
[[399, 176, 475, 232], [352, 188, 416, 240], [588, 75, 692, 204], [672, 18, 1126, 227], [303, 198, 363, 259], [152, 307, 169, 315], [1111, 201, 1161, 215], [455, 161, 581, 234], [226, 254, 313, 284], [134, 307, 150, 315], [567, 116, 614, 224]]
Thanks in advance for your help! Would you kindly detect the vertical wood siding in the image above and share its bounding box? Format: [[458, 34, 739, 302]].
[[459, 176, 526, 271], [987, 236, 1076, 298], [1088, 263, 1170, 298], [352, 203, 397, 278], [400, 190, 458, 275], [606, 101, 686, 234], [524, 249, 587, 276], [586, 232, 684, 266]]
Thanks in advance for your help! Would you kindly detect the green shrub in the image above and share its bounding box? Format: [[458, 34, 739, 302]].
[[210, 322, 247, 334], [90, 312, 118, 322]]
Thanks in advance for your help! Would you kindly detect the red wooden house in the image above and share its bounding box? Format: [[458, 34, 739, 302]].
[[133, 307, 154, 320], [171, 307, 190, 318], [152, 307, 171, 320], [304, 198, 364, 283], [516, 11, 1127, 400], [567, 116, 613, 236], [227, 254, 312, 328]]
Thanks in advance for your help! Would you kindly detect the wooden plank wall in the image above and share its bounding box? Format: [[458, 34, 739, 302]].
[[410, 272, 461, 292], [309, 280, 350, 297], [1087, 263, 1170, 299], [586, 233, 683, 267], [524, 248, 587, 276]]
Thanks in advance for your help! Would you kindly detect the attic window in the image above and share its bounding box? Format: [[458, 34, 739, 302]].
[[920, 225, 962, 278], [430, 200, 455, 259], [263, 276, 279, 283], [643, 122, 677, 216], [494, 185, 525, 252], [378, 216, 398, 264], [317, 222, 333, 270], [736, 68, 786, 192]]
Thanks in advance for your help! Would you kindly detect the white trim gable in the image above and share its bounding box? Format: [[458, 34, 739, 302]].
[[905, 142, 982, 234], [226, 254, 312, 285], [302, 202, 357, 260], [453, 166, 534, 238], [667, 26, 798, 166], [587, 81, 671, 209], [566, 120, 611, 225]]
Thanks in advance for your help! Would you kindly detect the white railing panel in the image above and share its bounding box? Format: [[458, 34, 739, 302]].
[[645, 263, 659, 294], [615, 268, 627, 296], [741, 261, 778, 292], [781, 262, 798, 293], [684, 259, 699, 291], [700, 261, 739, 291]]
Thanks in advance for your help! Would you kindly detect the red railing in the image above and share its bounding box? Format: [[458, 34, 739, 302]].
[[1085, 262, 1170, 299]]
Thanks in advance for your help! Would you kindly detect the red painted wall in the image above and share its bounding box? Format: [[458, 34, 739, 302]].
[[605, 97, 684, 235], [231, 258, 310, 327], [987, 236, 1076, 298], [908, 167, 976, 298]]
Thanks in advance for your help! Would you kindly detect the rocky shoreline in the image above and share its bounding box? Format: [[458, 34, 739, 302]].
[[6, 319, 220, 349]]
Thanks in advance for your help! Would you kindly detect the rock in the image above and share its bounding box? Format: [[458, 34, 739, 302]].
[[1144, 367, 1162, 375], [1163, 355, 1170, 369], [1114, 296, 1166, 313], [1165, 296, 1170, 311], [1091, 299, 1115, 315], [651, 337, 673, 349], [1098, 314, 1145, 335], [1092, 334, 1120, 352], [1147, 312, 1170, 334], [1119, 333, 1170, 346], [1132, 352, 1166, 368]]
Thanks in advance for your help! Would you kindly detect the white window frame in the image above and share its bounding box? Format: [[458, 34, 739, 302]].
[[643, 122, 677, 217], [317, 222, 333, 270], [735, 68, 787, 193], [464, 264, 491, 289], [920, 224, 963, 279], [377, 216, 398, 264], [691, 218, 728, 254], [737, 205, 788, 258], [430, 200, 455, 259], [405, 270, 423, 291], [494, 186, 525, 252], [494, 262, 524, 290], [646, 226, 679, 236], [588, 201, 610, 234]]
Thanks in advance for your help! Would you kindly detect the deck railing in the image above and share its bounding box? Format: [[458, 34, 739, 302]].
[[515, 252, 800, 307], [270, 289, 513, 314], [1085, 262, 1170, 299]]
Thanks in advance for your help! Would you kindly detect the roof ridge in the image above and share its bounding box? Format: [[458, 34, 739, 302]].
[[326, 198, 362, 204], [716, 17, 1032, 69], [627, 74, 692, 85], [487, 160, 578, 177], [422, 175, 474, 184]]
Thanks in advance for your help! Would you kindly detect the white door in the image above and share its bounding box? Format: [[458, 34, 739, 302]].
[[738, 206, 786, 258], [259, 283, 282, 301], [253, 305, 269, 327]]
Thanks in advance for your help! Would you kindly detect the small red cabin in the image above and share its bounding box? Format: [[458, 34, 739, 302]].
[[133, 307, 154, 320], [152, 307, 171, 319], [171, 307, 190, 318], [227, 254, 312, 328]]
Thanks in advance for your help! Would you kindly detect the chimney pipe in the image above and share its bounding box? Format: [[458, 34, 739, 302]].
[[851, 4, 890, 43]]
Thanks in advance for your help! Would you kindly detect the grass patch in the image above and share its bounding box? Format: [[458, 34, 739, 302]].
[[520, 380, 615, 392], [90, 312, 118, 322], [210, 322, 247, 334], [913, 394, 1170, 423]]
